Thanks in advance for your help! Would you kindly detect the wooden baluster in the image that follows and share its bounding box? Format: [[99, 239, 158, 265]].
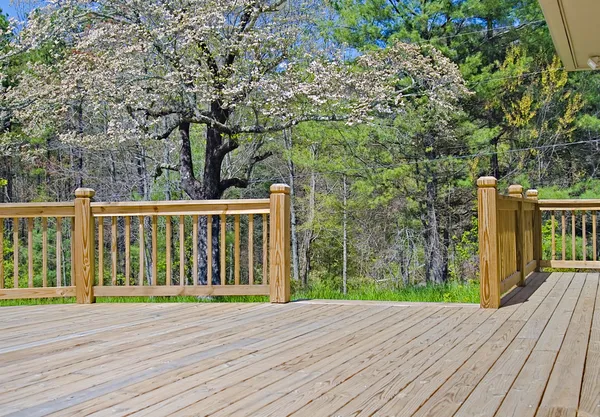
[[42, 218, 47, 287], [207, 215, 213, 287], [551, 211, 556, 261], [152, 215, 158, 285], [594, 211, 597, 262], [234, 214, 240, 286], [165, 216, 172, 286], [111, 216, 117, 286], [248, 214, 254, 285], [220, 214, 226, 285], [263, 214, 268, 285], [572, 211, 576, 261], [74, 188, 96, 303], [13, 217, 18, 289], [56, 217, 62, 287], [125, 216, 131, 286], [0, 220, 3, 289], [193, 215, 198, 286], [269, 184, 291, 303], [71, 218, 75, 286], [562, 211, 566, 261], [98, 218, 104, 286], [583, 212, 587, 262], [179, 215, 185, 286], [138, 216, 144, 286], [525, 189, 540, 272], [508, 184, 524, 286], [27, 218, 33, 288]]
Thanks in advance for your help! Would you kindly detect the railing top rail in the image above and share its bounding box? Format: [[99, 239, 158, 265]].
[[497, 194, 539, 204], [538, 199, 600, 210], [0, 202, 76, 218], [90, 198, 271, 217]]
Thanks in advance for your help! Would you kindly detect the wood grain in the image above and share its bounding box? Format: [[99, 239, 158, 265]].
[[0, 219, 3, 288], [166, 216, 172, 286], [179, 215, 184, 286], [111, 216, 117, 286], [192, 215, 198, 286], [74, 188, 96, 303], [269, 184, 291, 303], [42, 218, 47, 288], [138, 216, 144, 286], [207, 215, 212, 287], [56, 217, 62, 287], [97, 218, 104, 286], [125, 216, 131, 286], [220, 214, 226, 286], [27, 218, 33, 288], [152, 215, 157, 285], [248, 214, 254, 285], [234, 214, 240, 286], [477, 177, 500, 308], [263, 214, 268, 285]]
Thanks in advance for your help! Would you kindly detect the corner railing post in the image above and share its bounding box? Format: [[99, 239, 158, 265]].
[[269, 184, 291, 303], [74, 188, 96, 304], [509, 184, 526, 287], [527, 189, 542, 272], [478, 177, 500, 308]]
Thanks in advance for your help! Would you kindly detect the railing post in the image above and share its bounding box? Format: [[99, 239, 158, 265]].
[[478, 177, 500, 309], [509, 184, 526, 287], [269, 184, 291, 303], [527, 189, 542, 272], [74, 188, 96, 304]]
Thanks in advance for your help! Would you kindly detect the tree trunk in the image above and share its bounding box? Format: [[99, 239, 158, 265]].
[[342, 174, 348, 295], [300, 146, 318, 287], [284, 130, 300, 283], [423, 178, 446, 284], [178, 121, 224, 285]]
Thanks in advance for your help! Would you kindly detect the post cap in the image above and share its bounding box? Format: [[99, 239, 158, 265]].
[[75, 188, 95, 198], [508, 184, 523, 196], [526, 189, 538, 200], [270, 184, 291, 194], [477, 177, 497, 188]]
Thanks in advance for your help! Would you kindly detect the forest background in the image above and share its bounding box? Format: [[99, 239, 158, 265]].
[[1, 0, 597, 303]]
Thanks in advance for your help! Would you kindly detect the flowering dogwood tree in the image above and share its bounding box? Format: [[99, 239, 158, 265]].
[[8, 0, 467, 283], [11, 0, 467, 200]]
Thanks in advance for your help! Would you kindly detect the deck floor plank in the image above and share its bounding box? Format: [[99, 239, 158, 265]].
[[412, 273, 574, 417], [579, 274, 600, 417], [536, 273, 598, 417], [0, 272, 597, 417]]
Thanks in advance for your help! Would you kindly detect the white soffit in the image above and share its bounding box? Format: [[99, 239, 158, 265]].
[[537, 0, 600, 71]]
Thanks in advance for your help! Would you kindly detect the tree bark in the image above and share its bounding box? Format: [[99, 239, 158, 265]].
[[342, 174, 348, 295], [284, 130, 300, 283]]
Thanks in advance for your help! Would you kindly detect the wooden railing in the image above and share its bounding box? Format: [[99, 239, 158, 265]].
[[478, 176, 600, 308], [0, 185, 291, 303], [477, 177, 542, 308], [538, 199, 600, 269]]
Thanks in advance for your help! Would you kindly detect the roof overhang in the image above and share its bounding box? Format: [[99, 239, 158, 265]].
[[537, 0, 600, 71]]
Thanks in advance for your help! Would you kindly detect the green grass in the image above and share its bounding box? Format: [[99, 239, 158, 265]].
[[294, 281, 480, 304], [0, 281, 480, 306], [0, 297, 77, 307]]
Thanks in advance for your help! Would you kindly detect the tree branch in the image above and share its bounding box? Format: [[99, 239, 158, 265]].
[[219, 150, 273, 193], [153, 163, 180, 180]]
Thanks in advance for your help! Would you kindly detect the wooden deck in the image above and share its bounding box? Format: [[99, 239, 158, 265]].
[[0, 272, 598, 417]]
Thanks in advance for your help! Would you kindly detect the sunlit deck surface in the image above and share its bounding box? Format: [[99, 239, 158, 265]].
[[0, 272, 599, 417]]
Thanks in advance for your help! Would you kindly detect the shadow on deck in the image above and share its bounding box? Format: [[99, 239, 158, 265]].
[[0, 271, 598, 416]]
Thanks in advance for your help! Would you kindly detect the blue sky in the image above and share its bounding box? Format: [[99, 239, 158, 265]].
[[0, 0, 18, 18]]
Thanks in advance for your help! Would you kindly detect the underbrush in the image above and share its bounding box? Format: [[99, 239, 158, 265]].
[[0, 279, 479, 306]]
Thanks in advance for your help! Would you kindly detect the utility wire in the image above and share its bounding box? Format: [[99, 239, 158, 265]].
[[248, 137, 600, 183]]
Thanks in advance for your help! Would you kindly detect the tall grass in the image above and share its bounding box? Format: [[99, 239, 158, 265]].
[[0, 280, 480, 306]]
